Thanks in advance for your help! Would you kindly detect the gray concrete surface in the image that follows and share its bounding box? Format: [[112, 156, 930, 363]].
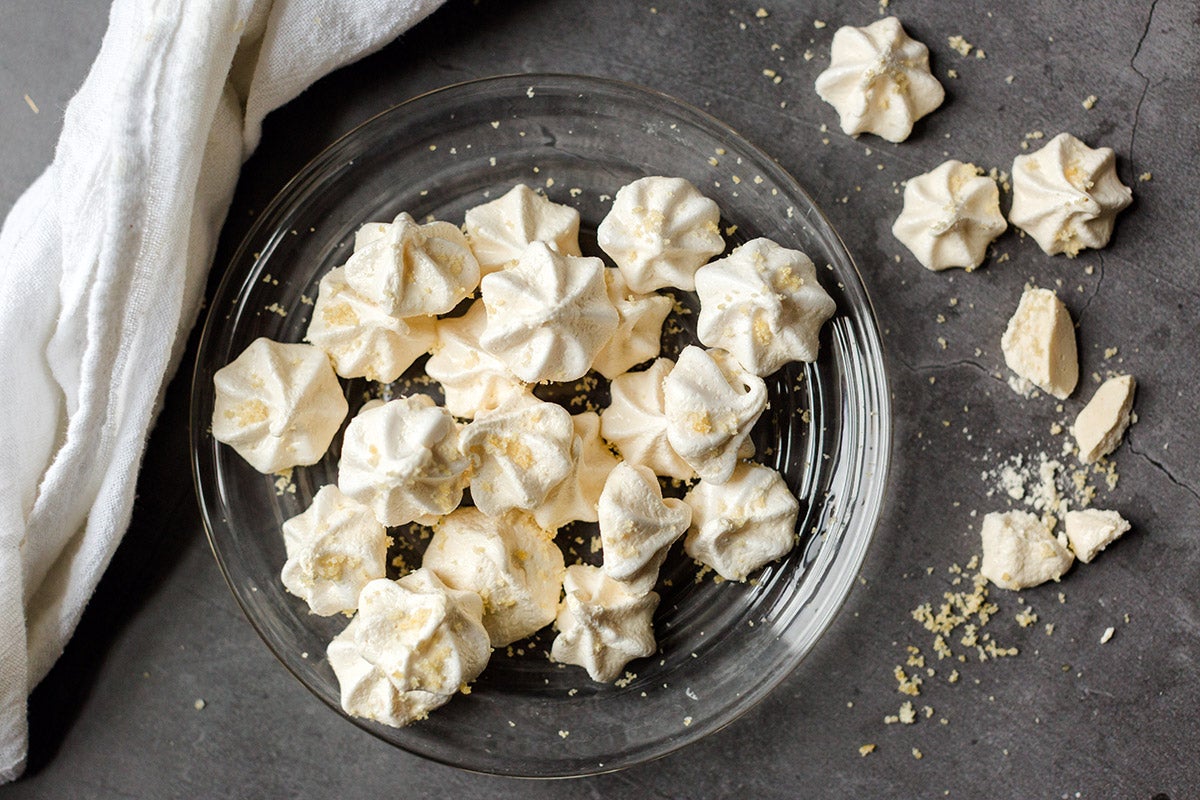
[[1, 0, 1196, 797]]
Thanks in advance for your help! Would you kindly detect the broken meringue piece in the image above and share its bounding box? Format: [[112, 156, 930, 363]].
[[814, 16, 945, 143], [463, 184, 582, 275], [1000, 286, 1078, 400], [600, 358, 696, 481], [892, 160, 1007, 271], [534, 412, 621, 531], [1072, 374, 1136, 464], [1063, 509, 1131, 564], [550, 564, 659, 683], [980, 510, 1074, 590], [597, 176, 725, 293], [598, 463, 692, 595], [591, 268, 674, 380], [1009, 133, 1133, 257]]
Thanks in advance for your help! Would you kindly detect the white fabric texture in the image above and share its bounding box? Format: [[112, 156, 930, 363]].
[[0, 0, 442, 781]]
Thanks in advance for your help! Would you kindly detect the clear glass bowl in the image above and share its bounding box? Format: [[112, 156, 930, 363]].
[[190, 74, 890, 777]]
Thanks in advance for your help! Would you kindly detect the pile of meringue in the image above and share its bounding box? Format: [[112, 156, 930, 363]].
[[211, 177, 837, 728]]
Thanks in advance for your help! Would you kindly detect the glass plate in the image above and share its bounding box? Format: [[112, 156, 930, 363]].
[[190, 74, 890, 777]]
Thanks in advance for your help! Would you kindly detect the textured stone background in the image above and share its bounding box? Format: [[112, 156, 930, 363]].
[[1, 0, 1196, 797]]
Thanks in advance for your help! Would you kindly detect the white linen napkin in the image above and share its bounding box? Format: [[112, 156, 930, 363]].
[[0, 0, 443, 780]]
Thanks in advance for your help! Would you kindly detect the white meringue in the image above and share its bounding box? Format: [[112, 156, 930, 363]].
[[1063, 509, 1131, 564], [280, 485, 388, 616], [814, 16, 945, 143], [305, 267, 436, 383], [600, 358, 696, 481], [694, 238, 837, 376], [534, 412, 621, 531], [425, 301, 527, 420], [1072, 375, 1136, 464], [337, 395, 471, 526], [463, 184, 582, 275], [598, 463, 692, 595], [479, 242, 619, 383], [891, 160, 1007, 271], [663, 346, 767, 484], [1009, 133, 1133, 257], [591, 268, 674, 380], [343, 212, 481, 317], [596, 176, 725, 293], [212, 337, 348, 474], [980, 511, 1074, 590], [423, 508, 565, 646], [459, 393, 576, 517], [1000, 286, 1078, 400], [327, 570, 490, 727], [683, 463, 799, 581], [550, 565, 658, 683]]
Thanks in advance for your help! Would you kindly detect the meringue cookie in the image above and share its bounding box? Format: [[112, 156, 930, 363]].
[[534, 412, 621, 531], [891, 160, 1007, 271], [596, 176, 725, 293], [551, 565, 659, 683], [591, 268, 674, 380], [980, 511, 1074, 590], [814, 16, 945, 143], [343, 212, 481, 317], [459, 393, 575, 517], [463, 184, 582, 275], [663, 346, 767, 484], [683, 463, 800, 581], [338, 395, 471, 526], [1001, 286, 1078, 400], [327, 570, 490, 727], [1009, 133, 1133, 257], [694, 238, 837, 376], [423, 508, 565, 646], [1063, 509, 1131, 564], [425, 301, 527, 420], [212, 337, 348, 473], [1072, 375, 1136, 464], [600, 358, 696, 481], [305, 267, 436, 382], [280, 485, 388, 616], [598, 463, 692, 595], [479, 242, 619, 383]]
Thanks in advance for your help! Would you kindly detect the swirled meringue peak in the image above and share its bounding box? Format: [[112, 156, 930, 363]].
[[425, 300, 527, 420], [327, 569, 490, 727], [695, 238, 837, 376], [683, 463, 800, 581], [814, 16, 945, 143], [597, 176, 725, 293], [892, 160, 1007, 271], [479, 242, 618, 383], [598, 463, 692, 595], [212, 337, 347, 474], [664, 346, 767, 484], [591, 268, 674, 380], [305, 267, 436, 382], [459, 393, 575, 517], [551, 565, 659, 683], [600, 358, 696, 481], [337, 395, 470, 527], [423, 507, 565, 646], [463, 184, 582, 275], [281, 484, 388, 616], [534, 411, 621, 531], [343, 212, 480, 317], [1009, 133, 1133, 257]]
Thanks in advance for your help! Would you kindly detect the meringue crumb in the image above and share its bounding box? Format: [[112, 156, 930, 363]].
[[813, 19, 826, 28], [912, 748, 924, 760], [490, 120, 500, 128], [265, 302, 287, 318], [1082, 94, 1097, 110], [683, 716, 693, 726], [755, 7, 769, 18], [1045, 623, 1055, 636], [193, 699, 206, 711], [558, 729, 569, 738], [23, 94, 39, 114], [859, 743, 876, 757], [947, 69, 959, 79], [947, 35, 973, 56], [1015, 607, 1038, 627], [1005, 75, 1015, 84], [1138, 172, 1152, 182], [1100, 626, 1115, 644]]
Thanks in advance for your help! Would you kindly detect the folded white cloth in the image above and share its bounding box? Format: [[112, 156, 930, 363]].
[[0, 0, 443, 780]]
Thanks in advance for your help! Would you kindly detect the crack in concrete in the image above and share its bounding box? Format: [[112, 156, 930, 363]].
[[889, 350, 1011, 392], [1076, 252, 1106, 321], [1127, 0, 1159, 171], [1126, 439, 1200, 507]]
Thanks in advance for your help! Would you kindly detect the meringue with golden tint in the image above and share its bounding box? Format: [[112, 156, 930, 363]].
[[598, 463, 692, 595], [463, 184, 582, 275], [1063, 509, 1131, 564], [479, 242, 618, 383], [600, 358, 696, 481], [814, 16, 944, 143], [305, 267, 436, 382], [212, 337, 348, 473], [280, 485, 388, 616], [1072, 375, 1136, 464], [423, 508, 565, 646], [424, 301, 527, 420], [694, 238, 837, 376], [534, 412, 621, 531], [980, 511, 1074, 590], [1000, 286, 1078, 400], [1009, 133, 1133, 257], [683, 463, 799, 581], [597, 176, 725, 293], [550, 565, 659, 683], [337, 395, 470, 527], [327, 570, 490, 728], [591, 268, 674, 380], [892, 160, 1006, 271], [459, 392, 575, 517], [664, 346, 767, 484], [343, 212, 480, 317]]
